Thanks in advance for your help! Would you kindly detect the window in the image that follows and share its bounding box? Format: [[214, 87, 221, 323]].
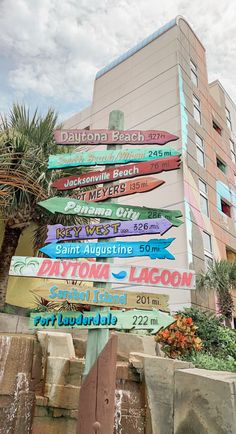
[[196, 134, 205, 167], [203, 231, 213, 269], [230, 140, 236, 164], [190, 60, 198, 86], [203, 231, 212, 252], [204, 254, 213, 269], [199, 179, 209, 216], [216, 157, 227, 174], [193, 95, 201, 124], [212, 120, 222, 135], [225, 107, 232, 130], [221, 199, 231, 217]]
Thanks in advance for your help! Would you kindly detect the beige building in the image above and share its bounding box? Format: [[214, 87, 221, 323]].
[[5, 16, 236, 325], [63, 16, 236, 323]]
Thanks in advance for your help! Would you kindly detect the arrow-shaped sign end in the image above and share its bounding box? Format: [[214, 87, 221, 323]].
[[39, 243, 56, 259], [159, 217, 172, 235], [150, 309, 175, 334], [37, 198, 57, 214]]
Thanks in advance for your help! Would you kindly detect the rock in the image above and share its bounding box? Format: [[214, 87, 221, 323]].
[[17, 315, 34, 334], [174, 368, 236, 434], [35, 395, 48, 407], [129, 353, 193, 434], [73, 331, 156, 360], [44, 384, 80, 409], [32, 416, 76, 434], [0, 335, 34, 395], [119, 415, 145, 434], [46, 357, 70, 385], [0, 313, 19, 333], [116, 361, 140, 382], [34, 405, 49, 417], [112, 332, 156, 361], [73, 335, 87, 358], [68, 359, 84, 387], [37, 331, 75, 358]]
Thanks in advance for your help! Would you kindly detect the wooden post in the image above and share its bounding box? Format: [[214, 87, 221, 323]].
[[77, 335, 118, 434], [83, 110, 124, 377]]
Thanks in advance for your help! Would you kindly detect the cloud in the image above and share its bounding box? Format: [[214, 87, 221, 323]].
[[0, 0, 236, 117]]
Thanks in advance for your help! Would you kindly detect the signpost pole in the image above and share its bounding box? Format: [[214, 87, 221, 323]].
[[83, 110, 124, 378]]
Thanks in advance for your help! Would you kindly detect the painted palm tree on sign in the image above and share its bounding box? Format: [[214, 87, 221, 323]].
[[0, 104, 87, 308], [197, 260, 236, 327]]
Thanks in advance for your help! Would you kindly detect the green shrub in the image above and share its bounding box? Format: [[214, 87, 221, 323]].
[[182, 352, 236, 372], [178, 307, 236, 360]]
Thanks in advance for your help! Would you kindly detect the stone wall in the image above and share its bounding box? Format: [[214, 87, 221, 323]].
[[0, 335, 41, 434], [0, 325, 236, 434]]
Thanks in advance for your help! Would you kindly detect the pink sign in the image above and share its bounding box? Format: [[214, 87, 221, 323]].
[[54, 129, 178, 146]]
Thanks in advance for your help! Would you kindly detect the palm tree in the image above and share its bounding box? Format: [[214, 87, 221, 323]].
[[0, 104, 87, 308], [197, 260, 236, 327]]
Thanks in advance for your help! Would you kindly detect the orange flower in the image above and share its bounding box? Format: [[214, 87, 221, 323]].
[[155, 314, 202, 358]]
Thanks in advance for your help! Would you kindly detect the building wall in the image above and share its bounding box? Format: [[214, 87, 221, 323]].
[[177, 19, 236, 316], [4, 16, 236, 318], [63, 17, 236, 316], [66, 23, 192, 311]]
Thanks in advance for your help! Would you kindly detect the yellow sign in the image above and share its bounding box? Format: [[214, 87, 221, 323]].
[[32, 283, 169, 311]]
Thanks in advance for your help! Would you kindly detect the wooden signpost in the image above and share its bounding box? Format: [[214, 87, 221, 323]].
[[32, 284, 169, 311], [75, 177, 164, 202], [39, 238, 175, 260], [45, 218, 173, 243], [52, 156, 181, 191], [77, 335, 117, 434], [30, 308, 175, 334], [10, 256, 196, 289], [11, 100, 184, 431], [54, 128, 179, 146], [38, 197, 183, 226], [48, 147, 181, 169]]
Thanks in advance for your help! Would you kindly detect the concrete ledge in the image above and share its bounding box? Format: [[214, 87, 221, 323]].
[[37, 331, 75, 358], [0, 313, 19, 333], [129, 353, 193, 434], [44, 384, 80, 409], [174, 368, 236, 434]]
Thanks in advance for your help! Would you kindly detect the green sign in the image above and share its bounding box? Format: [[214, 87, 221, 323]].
[[30, 309, 175, 334], [48, 147, 180, 169], [38, 197, 183, 226]]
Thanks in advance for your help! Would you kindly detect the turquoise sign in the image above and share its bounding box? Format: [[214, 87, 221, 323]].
[[30, 309, 175, 334], [40, 238, 175, 260], [48, 147, 180, 169]]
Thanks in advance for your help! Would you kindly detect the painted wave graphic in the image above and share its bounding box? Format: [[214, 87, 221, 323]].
[[112, 271, 127, 280]]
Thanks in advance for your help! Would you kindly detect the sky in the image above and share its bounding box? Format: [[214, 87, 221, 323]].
[[0, 0, 236, 122]]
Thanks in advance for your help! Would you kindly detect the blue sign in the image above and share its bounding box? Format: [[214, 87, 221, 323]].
[[40, 238, 175, 260]]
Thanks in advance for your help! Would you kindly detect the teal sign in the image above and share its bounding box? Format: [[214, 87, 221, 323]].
[[40, 238, 175, 260], [48, 147, 180, 169], [30, 309, 175, 334]]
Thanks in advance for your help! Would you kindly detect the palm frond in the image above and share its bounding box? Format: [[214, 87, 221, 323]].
[[196, 260, 236, 320]]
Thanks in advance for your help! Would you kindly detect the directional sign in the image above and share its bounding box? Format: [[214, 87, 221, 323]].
[[52, 156, 181, 191], [10, 256, 196, 290], [38, 197, 183, 227], [48, 147, 180, 169], [46, 218, 173, 243], [30, 309, 175, 334], [76, 177, 164, 202], [32, 284, 169, 311], [54, 128, 179, 146], [39, 238, 175, 260]]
